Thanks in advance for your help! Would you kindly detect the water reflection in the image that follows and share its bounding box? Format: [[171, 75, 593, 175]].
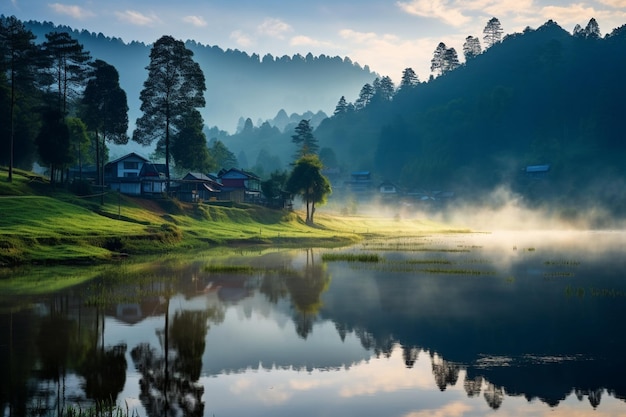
[[1, 231, 626, 416]]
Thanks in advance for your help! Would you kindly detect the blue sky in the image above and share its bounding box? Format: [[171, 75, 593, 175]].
[[4, 0, 626, 81]]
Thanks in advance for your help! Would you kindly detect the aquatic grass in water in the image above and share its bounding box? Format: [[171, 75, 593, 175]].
[[321, 253, 381, 263], [204, 264, 257, 273]]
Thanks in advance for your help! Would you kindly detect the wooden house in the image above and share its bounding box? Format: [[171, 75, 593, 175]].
[[104, 152, 167, 196], [176, 172, 222, 202], [218, 168, 261, 203]]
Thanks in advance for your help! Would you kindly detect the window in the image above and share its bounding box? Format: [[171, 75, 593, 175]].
[[124, 161, 139, 170]]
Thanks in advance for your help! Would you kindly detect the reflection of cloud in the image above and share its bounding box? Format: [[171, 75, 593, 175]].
[[49, 3, 95, 19], [403, 401, 472, 417], [182, 15, 207, 27], [396, 0, 471, 26], [115, 10, 160, 26], [230, 376, 292, 405], [258, 18, 292, 39]]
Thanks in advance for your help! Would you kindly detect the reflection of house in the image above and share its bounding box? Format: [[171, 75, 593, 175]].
[[218, 168, 261, 203], [104, 152, 167, 196], [176, 172, 222, 202], [345, 171, 372, 193]]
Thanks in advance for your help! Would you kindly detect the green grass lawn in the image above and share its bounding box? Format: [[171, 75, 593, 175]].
[[0, 167, 468, 266]]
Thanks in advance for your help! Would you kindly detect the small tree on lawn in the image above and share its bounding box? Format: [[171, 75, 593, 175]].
[[286, 154, 331, 224]]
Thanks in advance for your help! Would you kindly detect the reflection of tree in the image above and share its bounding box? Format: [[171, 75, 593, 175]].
[[36, 308, 77, 415], [484, 382, 504, 409], [402, 346, 419, 368], [132, 302, 215, 417], [259, 273, 289, 304], [576, 388, 603, 409], [286, 249, 331, 339], [431, 355, 460, 391], [463, 374, 483, 397], [80, 344, 127, 405]]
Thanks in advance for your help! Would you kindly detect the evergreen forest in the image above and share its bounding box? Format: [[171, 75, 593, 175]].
[[2, 15, 626, 217]]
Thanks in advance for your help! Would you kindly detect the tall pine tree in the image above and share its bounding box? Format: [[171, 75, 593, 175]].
[[133, 35, 206, 190]]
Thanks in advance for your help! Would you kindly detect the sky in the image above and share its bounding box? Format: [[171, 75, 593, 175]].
[[4, 0, 626, 82]]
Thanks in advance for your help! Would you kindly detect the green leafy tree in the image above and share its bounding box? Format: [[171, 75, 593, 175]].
[[209, 139, 237, 170], [133, 35, 206, 190], [0, 16, 39, 182], [66, 117, 91, 179], [291, 119, 318, 159], [81, 59, 128, 188], [463, 35, 482, 61], [286, 154, 331, 224], [483, 17, 503, 48], [41, 31, 91, 114], [35, 108, 71, 184], [261, 170, 288, 206], [170, 108, 212, 172]]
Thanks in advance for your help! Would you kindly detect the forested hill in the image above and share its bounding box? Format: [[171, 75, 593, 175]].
[[315, 20, 626, 213], [23, 20, 376, 132]]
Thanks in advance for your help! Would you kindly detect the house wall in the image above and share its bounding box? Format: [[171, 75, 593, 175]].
[[114, 157, 145, 178]]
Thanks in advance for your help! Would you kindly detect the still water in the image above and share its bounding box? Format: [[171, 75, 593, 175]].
[[2, 230, 626, 416]]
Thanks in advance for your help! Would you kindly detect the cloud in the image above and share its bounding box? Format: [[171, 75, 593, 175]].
[[596, 0, 626, 6], [339, 28, 447, 82], [257, 18, 293, 39], [49, 3, 95, 19], [230, 30, 254, 48], [182, 15, 207, 27], [290, 35, 336, 49], [115, 10, 160, 26], [396, 0, 471, 26]]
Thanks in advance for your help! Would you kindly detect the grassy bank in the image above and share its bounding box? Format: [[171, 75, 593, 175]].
[[0, 167, 467, 266]]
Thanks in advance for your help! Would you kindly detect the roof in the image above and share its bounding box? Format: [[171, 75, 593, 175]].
[[140, 162, 167, 177], [218, 168, 260, 180], [525, 164, 550, 173], [106, 152, 150, 166]]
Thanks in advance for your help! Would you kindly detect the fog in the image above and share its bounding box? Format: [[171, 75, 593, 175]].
[[323, 185, 625, 233]]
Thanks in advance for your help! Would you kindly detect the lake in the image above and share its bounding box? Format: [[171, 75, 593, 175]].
[[1, 230, 626, 416]]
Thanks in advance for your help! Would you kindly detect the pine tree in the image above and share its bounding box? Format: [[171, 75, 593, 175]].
[[431, 42, 447, 76], [355, 83, 374, 110], [483, 17, 503, 48], [291, 119, 318, 159], [399, 68, 419, 91], [41, 31, 91, 114], [462, 36, 482, 61], [333, 96, 348, 117], [133, 35, 206, 191], [82, 59, 128, 190], [0, 16, 39, 182]]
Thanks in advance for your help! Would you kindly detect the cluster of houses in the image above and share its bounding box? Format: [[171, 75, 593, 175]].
[[104, 152, 262, 204], [103, 153, 550, 206]]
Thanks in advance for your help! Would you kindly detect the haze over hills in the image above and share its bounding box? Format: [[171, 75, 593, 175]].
[[23, 20, 377, 135]]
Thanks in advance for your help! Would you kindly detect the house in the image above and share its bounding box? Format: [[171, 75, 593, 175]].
[[218, 168, 261, 203], [176, 172, 222, 202], [344, 171, 372, 193], [379, 181, 398, 195], [104, 152, 167, 196]]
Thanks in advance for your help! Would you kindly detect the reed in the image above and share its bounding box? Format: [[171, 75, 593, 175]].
[[321, 253, 381, 263]]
